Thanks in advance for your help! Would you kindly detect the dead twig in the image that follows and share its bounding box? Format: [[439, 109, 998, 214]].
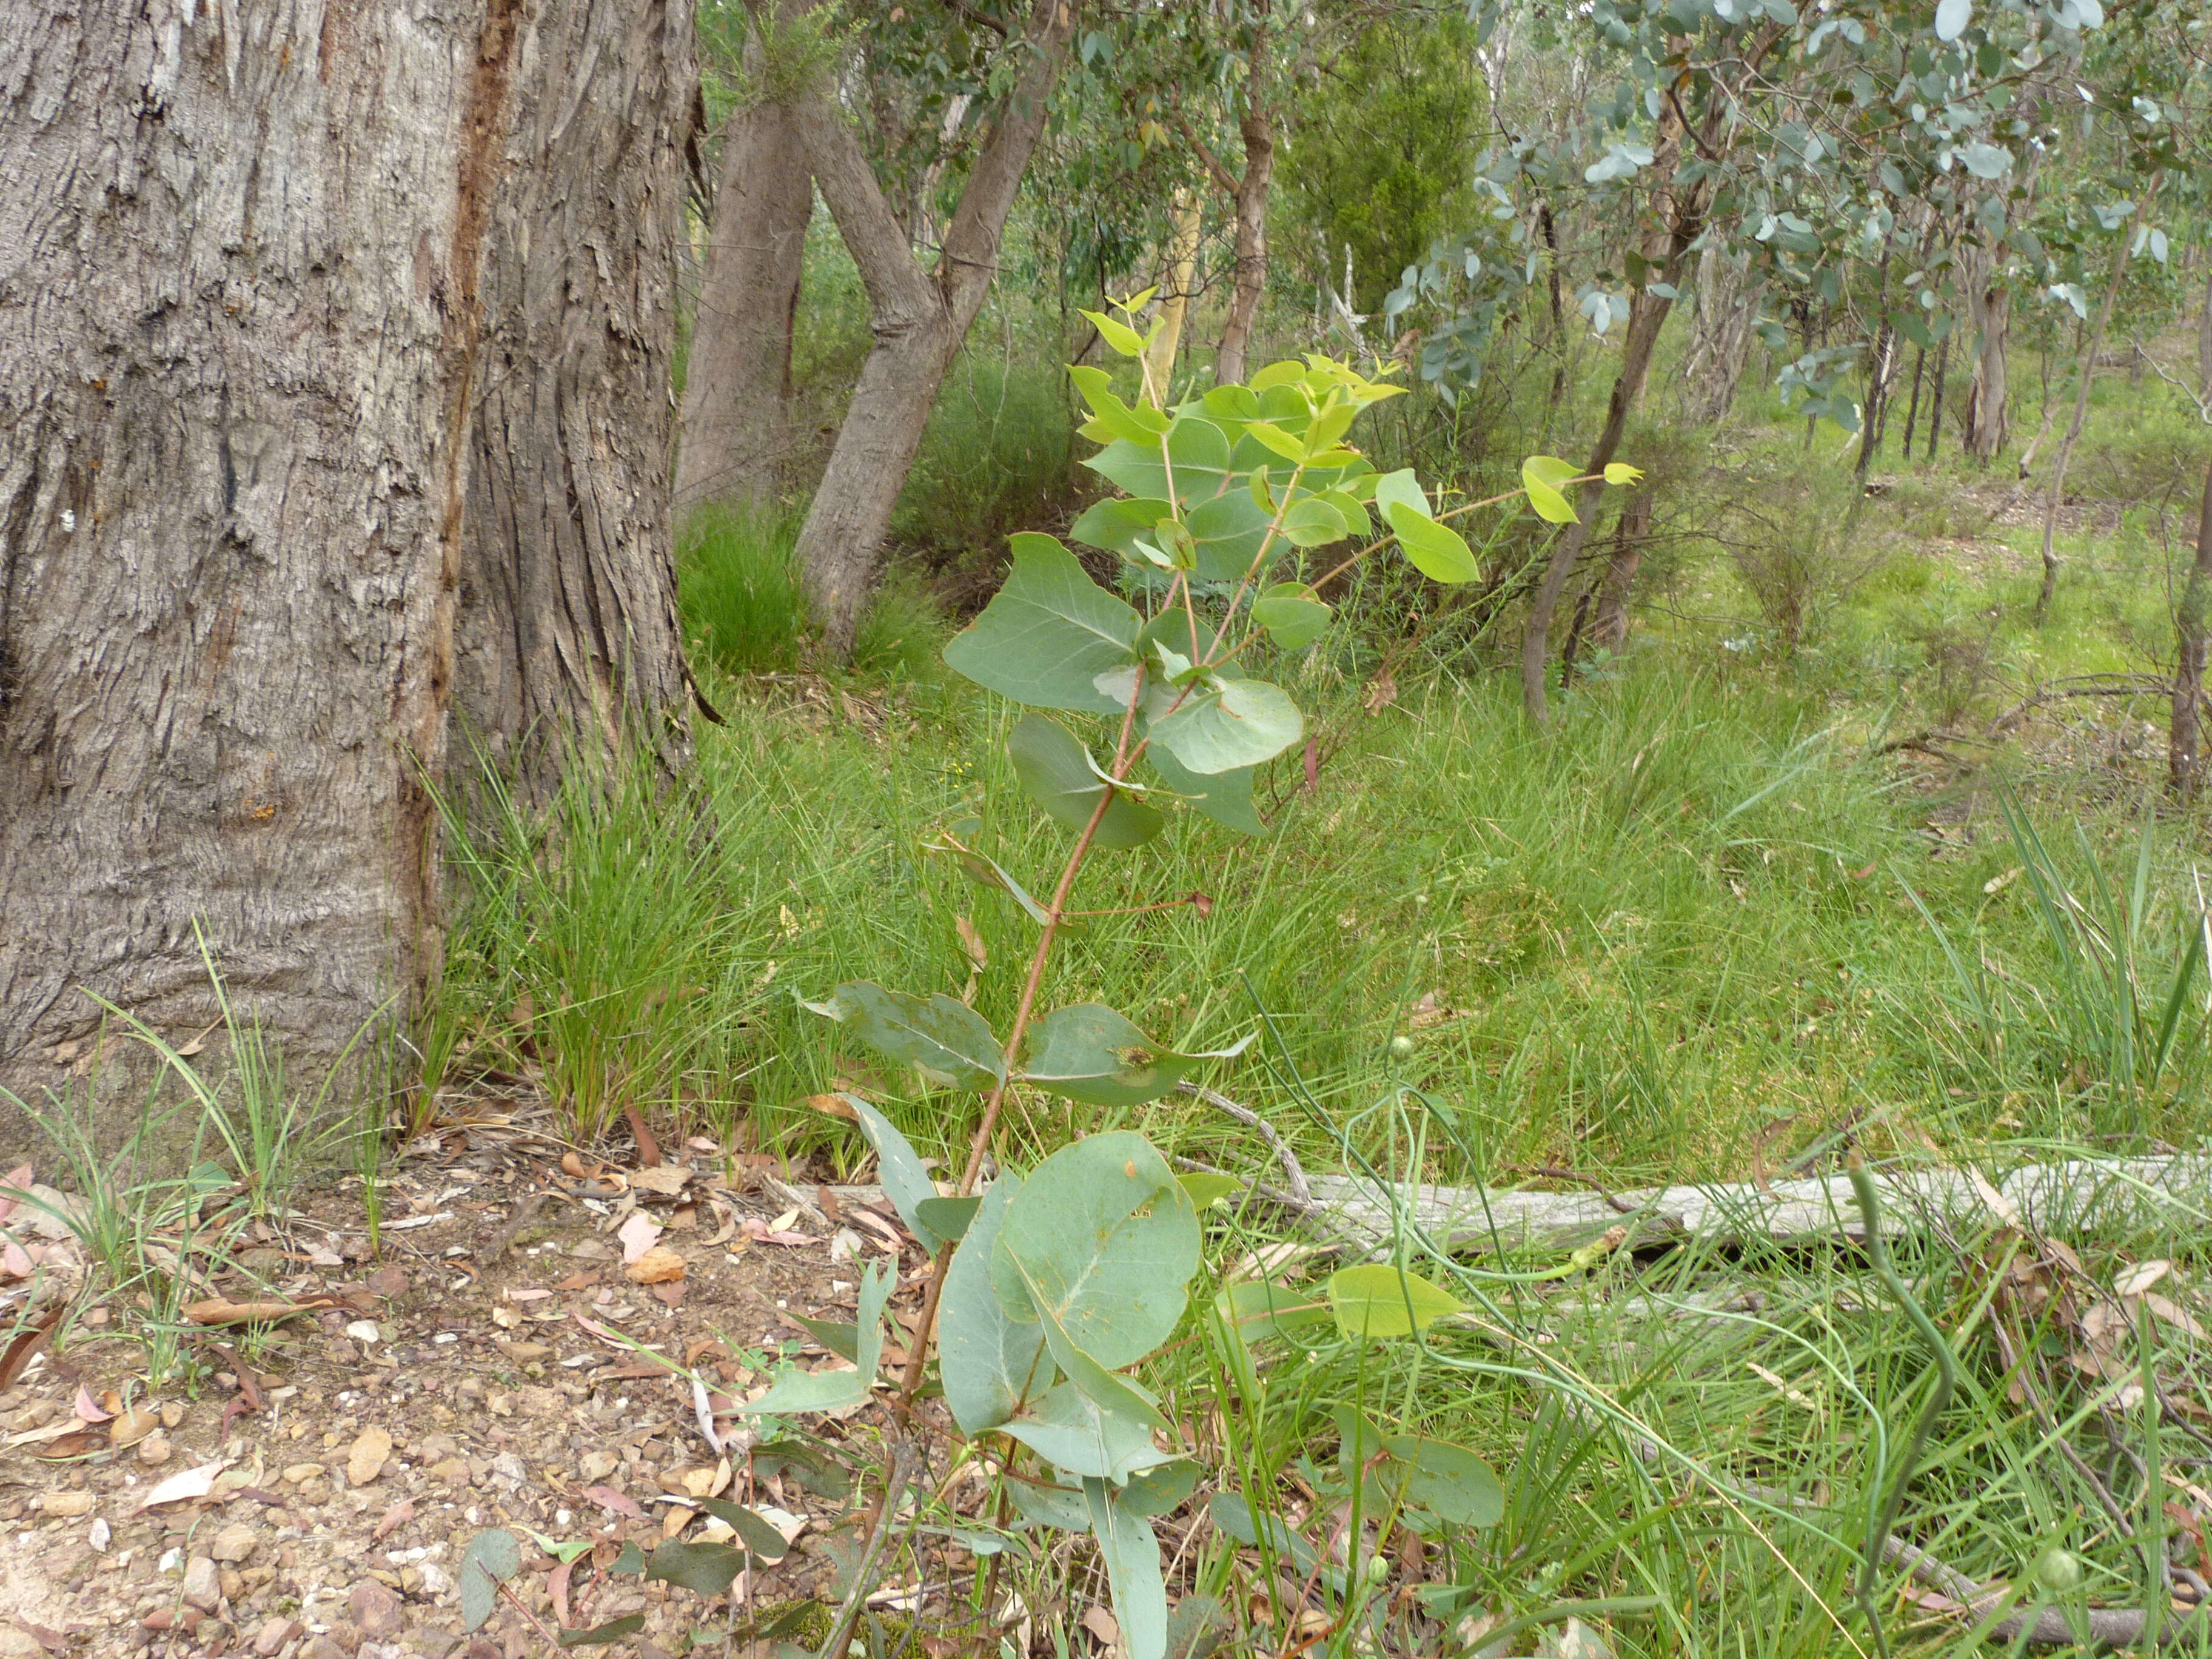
[[1175, 1079, 1312, 1207]]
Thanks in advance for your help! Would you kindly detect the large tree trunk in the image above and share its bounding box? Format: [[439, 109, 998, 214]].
[[0, 0, 694, 1142], [675, 92, 813, 515], [1215, 59, 1275, 387], [1142, 190, 1203, 404], [795, 0, 1071, 659], [2169, 461, 2212, 802]]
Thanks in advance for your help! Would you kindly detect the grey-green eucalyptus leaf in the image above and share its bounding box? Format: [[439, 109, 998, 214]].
[[809, 981, 1003, 1091], [843, 1095, 946, 1252], [1008, 715, 1165, 850], [1150, 677, 1303, 775], [940, 1176, 1053, 1436], [943, 534, 1139, 713], [1086, 1478, 1169, 1659]]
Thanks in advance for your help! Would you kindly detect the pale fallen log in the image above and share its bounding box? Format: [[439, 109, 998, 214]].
[[1302, 1157, 2212, 1255]]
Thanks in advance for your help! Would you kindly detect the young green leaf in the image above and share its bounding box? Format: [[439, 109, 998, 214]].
[[1176, 1171, 1242, 1211], [1370, 468, 1431, 521], [1081, 308, 1148, 358], [1381, 1435, 1504, 1527], [1150, 677, 1304, 775], [1603, 461, 1644, 486], [1070, 496, 1177, 559], [1241, 420, 1307, 463], [1249, 360, 1307, 392], [1520, 455, 1581, 525], [940, 1175, 1053, 1435], [944, 534, 1140, 712], [1007, 715, 1165, 850], [1326, 1262, 1464, 1339], [1385, 502, 1478, 584], [1021, 1004, 1250, 1108], [808, 980, 1003, 1091], [1068, 366, 1170, 441], [1304, 398, 1360, 455], [1279, 497, 1350, 548], [1251, 583, 1331, 648]]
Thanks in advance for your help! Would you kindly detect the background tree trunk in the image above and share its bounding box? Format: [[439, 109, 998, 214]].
[[1588, 486, 1657, 655], [1961, 245, 2013, 464], [0, 0, 693, 1139], [795, 0, 1071, 659], [2169, 461, 2212, 801], [1680, 246, 1763, 426], [1215, 56, 1275, 387], [457, 0, 699, 797], [1142, 190, 1203, 403], [675, 94, 813, 515]]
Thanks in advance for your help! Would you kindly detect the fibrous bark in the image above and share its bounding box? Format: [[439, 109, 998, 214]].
[[794, 0, 1071, 659], [0, 0, 693, 1139], [1680, 246, 1763, 426], [2168, 461, 2212, 801], [1215, 34, 1275, 387]]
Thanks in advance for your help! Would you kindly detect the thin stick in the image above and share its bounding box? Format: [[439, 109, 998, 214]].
[[1174, 1079, 1313, 1206]]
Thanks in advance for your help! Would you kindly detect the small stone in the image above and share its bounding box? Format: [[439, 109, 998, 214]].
[[210, 1523, 260, 1564], [301, 1639, 349, 1659], [344, 1319, 382, 1345], [426, 1457, 472, 1484], [349, 1578, 405, 1640], [413, 1632, 462, 1659], [418, 1561, 454, 1598], [136, 1432, 172, 1467], [90, 1518, 111, 1552], [489, 1452, 528, 1490], [180, 1555, 222, 1613], [577, 1450, 618, 1483], [39, 1492, 95, 1517], [220, 1566, 246, 1601], [398, 1566, 423, 1595], [160, 1399, 185, 1428], [252, 1617, 301, 1657], [347, 1426, 393, 1486], [281, 1463, 327, 1486]]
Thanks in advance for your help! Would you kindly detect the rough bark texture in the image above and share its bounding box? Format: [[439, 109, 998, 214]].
[[455, 0, 697, 797], [795, 0, 1071, 659], [2169, 461, 2212, 802], [1588, 486, 1656, 656], [0, 0, 693, 1145], [674, 93, 811, 515], [1680, 246, 1761, 426]]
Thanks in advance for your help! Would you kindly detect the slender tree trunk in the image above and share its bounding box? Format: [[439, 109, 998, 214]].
[[1681, 246, 1762, 426], [676, 69, 814, 514], [1901, 345, 1927, 457], [1961, 253, 2014, 465], [1214, 36, 1275, 387], [794, 0, 1071, 658], [1588, 486, 1657, 655], [2169, 461, 2212, 801], [2034, 182, 2159, 627], [1927, 334, 1951, 461], [1517, 24, 1786, 725], [1143, 190, 1203, 403], [2197, 270, 2211, 406], [0, 0, 694, 1134], [1540, 203, 1570, 414]]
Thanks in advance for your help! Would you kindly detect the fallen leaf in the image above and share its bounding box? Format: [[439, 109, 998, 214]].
[[794, 1094, 858, 1124], [617, 1213, 664, 1265], [73, 1384, 112, 1424], [373, 1500, 415, 1541], [137, 1458, 232, 1511], [582, 1485, 646, 1519], [186, 1296, 334, 1326], [554, 1271, 602, 1293], [109, 1406, 159, 1448], [650, 1281, 686, 1309], [629, 1166, 691, 1198], [625, 1247, 686, 1285], [347, 1426, 393, 1486], [956, 915, 988, 971], [507, 1287, 554, 1303], [0, 1308, 61, 1389], [1082, 1606, 1120, 1647], [2119, 1259, 2174, 1297], [0, 1237, 32, 1279]]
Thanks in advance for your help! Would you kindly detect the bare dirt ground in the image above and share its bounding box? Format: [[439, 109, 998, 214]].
[[0, 1128, 920, 1659]]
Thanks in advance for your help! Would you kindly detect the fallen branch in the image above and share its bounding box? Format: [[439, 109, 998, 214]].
[[1173, 1079, 1313, 1207]]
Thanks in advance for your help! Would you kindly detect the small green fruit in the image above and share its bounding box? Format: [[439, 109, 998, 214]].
[[1387, 1035, 1416, 1059], [2033, 1547, 2083, 1595], [1364, 1552, 1392, 1584]]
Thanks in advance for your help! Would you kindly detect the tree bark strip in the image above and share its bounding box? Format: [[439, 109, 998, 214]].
[[794, 0, 1072, 659], [1214, 22, 1275, 388], [2168, 461, 2212, 801]]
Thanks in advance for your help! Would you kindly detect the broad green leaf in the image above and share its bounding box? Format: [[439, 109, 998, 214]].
[[1163, 1595, 1230, 1659], [943, 534, 1139, 714], [1249, 360, 1305, 391], [1386, 502, 1478, 584], [1007, 715, 1165, 850], [643, 1540, 749, 1597], [558, 1615, 646, 1647], [1212, 1280, 1332, 1347], [1207, 1492, 1319, 1572], [1119, 1458, 1201, 1517], [786, 1311, 859, 1362], [1279, 497, 1349, 548], [1070, 496, 1176, 558], [1145, 745, 1264, 836], [991, 1131, 1198, 1367], [608, 1541, 645, 1575], [940, 1176, 1052, 1435], [1382, 1435, 1504, 1528], [1318, 488, 1371, 537], [1934, 0, 1970, 40], [1081, 308, 1147, 358], [1014, 1263, 1170, 1434], [694, 1500, 796, 1561], [1251, 583, 1331, 649], [999, 1379, 1178, 1483], [1087, 438, 1173, 500], [459, 1529, 521, 1632], [844, 1096, 947, 1251], [1176, 1171, 1242, 1211], [1200, 384, 1260, 422], [1521, 456, 1581, 525], [1164, 416, 1234, 503], [914, 1195, 982, 1242], [751, 1441, 851, 1500], [1603, 462, 1644, 486], [810, 980, 1002, 1091], [1186, 489, 1275, 579], [1006, 1475, 1090, 1532], [749, 1260, 890, 1414], [1305, 399, 1359, 454], [1371, 468, 1430, 521], [1151, 677, 1304, 775], [1327, 1263, 1464, 1339], [1086, 1478, 1170, 1659], [1021, 1004, 1249, 1108], [1333, 1404, 1398, 1510], [1068, 366, 1169, 441]]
